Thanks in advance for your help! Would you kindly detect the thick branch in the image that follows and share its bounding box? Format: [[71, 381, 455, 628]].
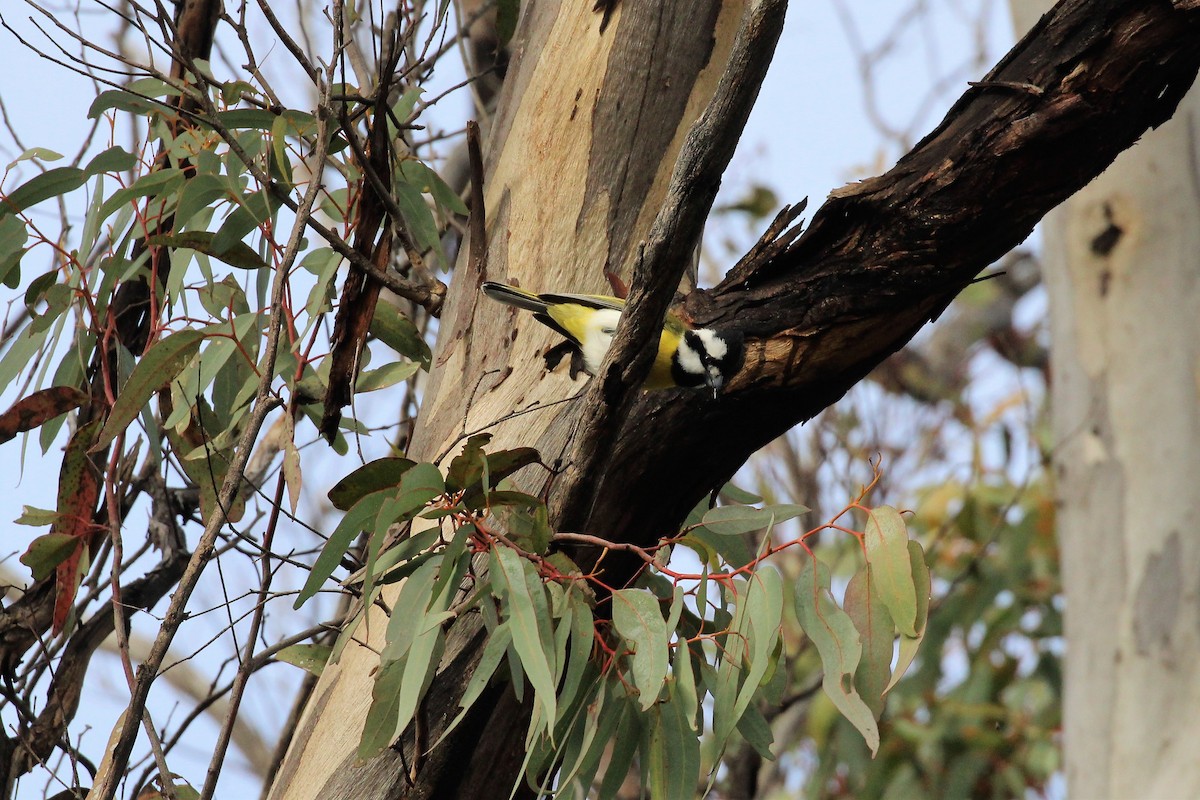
[[552, 0, 788, 532], [578, 0, 1200, 570]]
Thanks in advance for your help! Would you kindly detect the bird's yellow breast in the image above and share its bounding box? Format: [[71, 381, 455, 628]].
[[546, 303, 682, 389]]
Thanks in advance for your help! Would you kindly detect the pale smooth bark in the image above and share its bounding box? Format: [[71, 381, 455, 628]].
[[266, 2, 750, 798], [1014, 4, 1200, 797]]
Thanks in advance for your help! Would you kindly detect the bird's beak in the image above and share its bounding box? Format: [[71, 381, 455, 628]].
[[707, 375, 724, 399]]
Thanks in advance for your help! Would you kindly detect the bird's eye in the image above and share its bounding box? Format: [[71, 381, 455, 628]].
[[601, 327, 616, 335]]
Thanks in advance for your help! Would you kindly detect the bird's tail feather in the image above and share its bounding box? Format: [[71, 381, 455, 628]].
[[481, 281, 548, 313]]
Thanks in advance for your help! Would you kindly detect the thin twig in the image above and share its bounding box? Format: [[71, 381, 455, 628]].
[[87, 49, 336, 800]]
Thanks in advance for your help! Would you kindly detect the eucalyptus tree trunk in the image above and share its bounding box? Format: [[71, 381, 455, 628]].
[[1013, 3, 1200, 797], [266, 3, 751, 798], [261, 0, 1200, 797], [1044, 92, 1200, 800]]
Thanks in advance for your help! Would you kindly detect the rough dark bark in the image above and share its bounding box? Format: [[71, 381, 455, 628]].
[[563, 0, 1200, 570]]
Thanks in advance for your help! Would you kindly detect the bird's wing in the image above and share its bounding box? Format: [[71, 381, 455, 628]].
[[538, 292, 627, 312]]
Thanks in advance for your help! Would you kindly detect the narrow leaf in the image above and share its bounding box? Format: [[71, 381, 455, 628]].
[[49, 419, 102, 634], [390, 462, 445, 520], [844, 566, 895, 719], [885, 540, 932, 694], [20, 532, 79, 581], [647, 689, 701, 800], [700, 503, 807, 536], [0, 386, 88, 444], [274, 644, 333, 677], [84, 145, 137, 177], [355, 360, 421, 392], [327, 457, 416, 511], [864, 505, 918, 636], [358, 658, 406, 758], [492, 546, 557, 726], [612, 588, 670, 710], [0, 167, 86, 218], [795, 558, 880, 754], [93, 330, 204, 452], [146, 230, 268, 270], [370, 301, 432, 365], [295, 489, 390, 607]]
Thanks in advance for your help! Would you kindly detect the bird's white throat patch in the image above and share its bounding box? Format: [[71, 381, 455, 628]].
[[692, 328, 727, 359], [581, 308, 623, 373]]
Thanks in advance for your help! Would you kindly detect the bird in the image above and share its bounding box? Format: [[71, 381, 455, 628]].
[[481, 281, 743, 396]]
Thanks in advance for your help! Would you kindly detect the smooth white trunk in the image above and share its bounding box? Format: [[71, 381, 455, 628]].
[[1014, 4, 1200, 797]]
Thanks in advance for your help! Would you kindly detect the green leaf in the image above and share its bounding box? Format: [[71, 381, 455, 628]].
[[23, 269, 57, 309], [88, 88, 172, 118], [19, 532, 79, 581], [393, 169, 441, 256], [672, 640, 698, 732], [684, 527, 754, 569], [212, 189, 277, 254], [491, 546, 557, 726], [274, 643, 333, 677], [612, 588, 670, 711], [146, 230, 268, 270], [8, 148, 63, 167], [358, 657, 406, 758], [390, 462, 445, 520], [390, 86, 424, 127], [327, 457, 416, 511], [84, 146, 137, 177], [398, 160, 468, 216], [445, 434, 491, 494], [355, 360, 421, 392], [0, 214, 27, 288], [96, 167, 186, 224], [554, 673, 618, 793], [700, 503, 808, 536], [470, 447, 540, 504], [389, 561, 452, 738], [884, 540, 931, 694], [560, 586, 596, 717], [16, 506, 58, 526], [176, 172, 239, 228], [93, 329, 205, 452], [596, 694, 641, 799], [1, 167, 86, 218], [216, 108, 279, 130], [845, 566, 895, 719], [427, 522, 473, 604], [795, 558, 880, 754], [735, 703, 776, 761], [369, 526, 441, 584], [501, 503, 553, 555], [295, 489, 391, 607], [646, 688, 701, 800], [380, 557, 442, 661], [864, 505, 917, 636], [369, 301, 432, 365], [446, 434, 539, 510], [721, 481, 763, 505], [711, 571, 783, 748]]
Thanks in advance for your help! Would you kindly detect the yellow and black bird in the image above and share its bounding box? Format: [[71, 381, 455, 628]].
[[481, 281, 743, 395]]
